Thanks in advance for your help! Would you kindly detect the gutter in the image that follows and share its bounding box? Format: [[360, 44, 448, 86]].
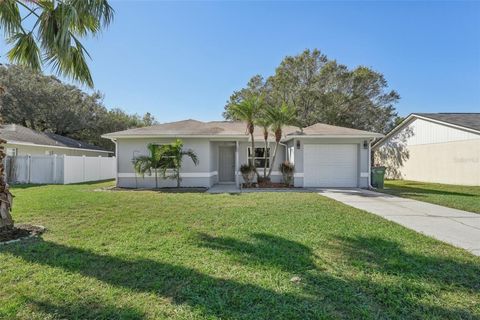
[[368, 139, 373, 189], [5, 140, 112, 154]]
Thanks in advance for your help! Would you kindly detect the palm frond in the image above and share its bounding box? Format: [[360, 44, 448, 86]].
[[7, 32, 41, 70], [0, 0, 22, 35]]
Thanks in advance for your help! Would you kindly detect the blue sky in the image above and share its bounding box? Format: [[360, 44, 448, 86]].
[[4, 1, 480, 122]]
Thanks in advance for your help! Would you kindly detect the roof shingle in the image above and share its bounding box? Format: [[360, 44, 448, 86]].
[[414, 113, 480, 132], [102, 119, 383, 139], [1, 124, 110, 152]]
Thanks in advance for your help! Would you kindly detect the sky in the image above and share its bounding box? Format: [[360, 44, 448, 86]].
[[3, 1, 480, 122]]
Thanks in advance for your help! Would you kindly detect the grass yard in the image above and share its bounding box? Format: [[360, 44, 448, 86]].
[[380, 180, 480, 214], [1, 182, 479, 319]]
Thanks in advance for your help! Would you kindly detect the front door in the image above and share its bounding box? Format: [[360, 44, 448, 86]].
[[218, 146, 235, 182]]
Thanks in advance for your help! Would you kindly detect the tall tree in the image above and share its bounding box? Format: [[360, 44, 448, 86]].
[[229, 95, 263, 173], [0, 0, 113, 232], [224, 49, 400, 134], [264, 103, 296, 178], [255, 116, 271, 180], [0, 65, 156, 151]]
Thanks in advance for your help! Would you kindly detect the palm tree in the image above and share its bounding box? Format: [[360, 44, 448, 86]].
[[230, 95, 263, 173], [265, 103, 297, 178], [255, 117, 271, 180], [133, 144, 167, 189], [161, 139, 199, 188], [0, 0, 113, 87], [0, 1, 113, 232]]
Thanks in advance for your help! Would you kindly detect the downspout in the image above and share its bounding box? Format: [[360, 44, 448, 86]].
[[368, 139, 373, 189], [110, 138, 119, 187]]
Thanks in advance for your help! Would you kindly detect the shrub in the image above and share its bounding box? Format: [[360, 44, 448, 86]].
[[240, 163, 255, 187], [279, 161, 295, 186]]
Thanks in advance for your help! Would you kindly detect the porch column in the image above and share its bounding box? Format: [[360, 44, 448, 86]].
[[235, 141, 239, 187]]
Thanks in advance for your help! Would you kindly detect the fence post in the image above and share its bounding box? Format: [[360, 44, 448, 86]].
[[52, 154, 57, 184], [27, 155, 31, 184], [98, 156, 102, 181], [83, 155, 86, 182]]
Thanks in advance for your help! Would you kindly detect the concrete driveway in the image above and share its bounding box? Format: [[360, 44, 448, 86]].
[[318, 188, 480, 256]]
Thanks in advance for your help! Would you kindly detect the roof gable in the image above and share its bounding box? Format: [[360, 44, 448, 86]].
[[373, 113, 480, 149], [414, 113, 480, 132]]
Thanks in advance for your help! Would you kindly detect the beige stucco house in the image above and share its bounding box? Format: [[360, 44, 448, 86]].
[[1, 124, 112, 157], [102, 119, 383, 189], [373, 113, 480, 186]]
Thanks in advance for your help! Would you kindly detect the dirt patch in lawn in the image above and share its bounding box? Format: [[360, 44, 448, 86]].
[[0, 224, 45, 243]]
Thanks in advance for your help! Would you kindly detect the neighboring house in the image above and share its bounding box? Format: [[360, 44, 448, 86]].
[[373, 113, 480, 186], [102, 119, 383, 188], [1, 124, 112, 157]]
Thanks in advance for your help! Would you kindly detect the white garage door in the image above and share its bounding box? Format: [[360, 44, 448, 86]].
[[304, 144, 358, 187]]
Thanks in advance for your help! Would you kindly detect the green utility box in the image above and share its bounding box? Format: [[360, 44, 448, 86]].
[[371, 166, 386, 189]]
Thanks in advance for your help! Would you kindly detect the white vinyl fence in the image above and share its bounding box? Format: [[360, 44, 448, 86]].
[[4, 155, 116, 184]]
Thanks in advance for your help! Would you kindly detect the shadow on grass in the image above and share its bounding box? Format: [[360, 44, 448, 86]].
[[382, 184, 475, 197], [2, 235, 479, 319], [333, 236, 480, 292], [197, 233, 317, 272], [27, 298, 145, 320]]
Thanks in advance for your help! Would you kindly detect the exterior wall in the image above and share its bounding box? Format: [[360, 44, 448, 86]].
[[292, 138, 371, 188], [115, 136, 372, 188], [116, 138, 212, 188], [5, 143, 110, 157], [374, 118, 480, 185]]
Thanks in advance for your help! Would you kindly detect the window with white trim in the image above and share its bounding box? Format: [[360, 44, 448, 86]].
[[247, 147, 271, 168], [6, 148, 17, 156], [45, 150, 54, 155]]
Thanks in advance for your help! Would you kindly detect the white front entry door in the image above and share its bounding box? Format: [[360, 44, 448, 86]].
[[303, 144, 358, 187], [218, 146, 235, 182]]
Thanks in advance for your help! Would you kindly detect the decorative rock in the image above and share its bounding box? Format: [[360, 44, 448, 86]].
[[290, 276, 301, 283]]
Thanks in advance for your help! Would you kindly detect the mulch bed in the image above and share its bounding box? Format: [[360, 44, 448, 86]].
[[0, 224, 45, 243], [243, 182, 293, 188], [94, 186, 207, 193]]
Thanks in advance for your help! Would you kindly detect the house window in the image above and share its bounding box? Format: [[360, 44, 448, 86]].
[[45, 150, 54, 155], [248, 147, 270, 168], [6, 148, 17, 156]]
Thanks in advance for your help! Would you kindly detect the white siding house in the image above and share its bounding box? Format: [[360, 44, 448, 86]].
[[373, 113, 480, 186]]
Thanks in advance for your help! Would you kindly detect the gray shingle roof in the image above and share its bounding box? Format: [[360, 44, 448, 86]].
[[1, 124, 110, 152], [102, 119, 383, 139], [415, 113, 480, 132]]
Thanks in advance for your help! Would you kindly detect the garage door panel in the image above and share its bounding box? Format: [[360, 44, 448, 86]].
[[304, 144, 358, 187]]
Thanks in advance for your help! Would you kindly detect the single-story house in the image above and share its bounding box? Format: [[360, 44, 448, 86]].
[[102, 119, 383, 188], [373, 113, 480, 186], [1, 124, 112, 157]]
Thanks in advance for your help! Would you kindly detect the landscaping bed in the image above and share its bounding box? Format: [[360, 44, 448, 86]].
[[0, 224, 45, 243]]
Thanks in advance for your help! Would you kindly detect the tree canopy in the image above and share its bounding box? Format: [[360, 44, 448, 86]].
[[0, 65, 156, 150], [224, 49, 400, 134]]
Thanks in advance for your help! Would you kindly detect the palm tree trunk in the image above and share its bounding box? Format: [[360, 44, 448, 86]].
[[263, 138, 268, 179], [0, 134, 14, 232], [176, 168, 180, 188], [155, 170, 158, 189], [267, 141, 279, 178]]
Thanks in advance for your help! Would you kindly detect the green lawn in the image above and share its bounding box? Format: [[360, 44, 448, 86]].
[[379, 180, 480, 214], [1, 182, 479, 319]]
